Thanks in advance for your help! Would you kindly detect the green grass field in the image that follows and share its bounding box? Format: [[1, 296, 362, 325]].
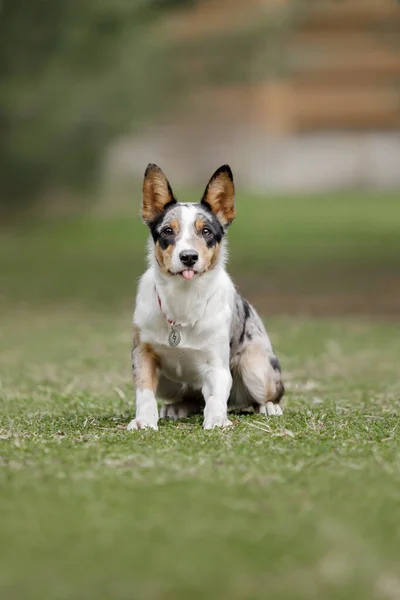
[[1, 193, 400, 600]]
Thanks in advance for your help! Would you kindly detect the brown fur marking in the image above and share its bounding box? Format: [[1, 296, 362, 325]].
[[132, 340, 160, 392], [235, 343, 283, 404], [154, 218, 180, 276], [155, 240, 175, 275], [169, 218, 180, 234], [194, 218, 221, 272], [194, 217, 205, 232]]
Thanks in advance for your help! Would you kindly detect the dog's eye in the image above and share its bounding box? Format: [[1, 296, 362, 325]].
[[202, 227, 212, 237], [162, 227, 173, 236]]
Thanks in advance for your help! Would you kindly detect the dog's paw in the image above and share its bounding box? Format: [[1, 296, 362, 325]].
[[258, 402, 283, 416], [127, 418, 158, 431], [160, 403, 190, 420], [203, 414, 232, 430]]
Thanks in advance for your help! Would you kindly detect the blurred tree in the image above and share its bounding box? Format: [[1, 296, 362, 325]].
[[0, 0, 196, 212], [0, 0, 321, 214]]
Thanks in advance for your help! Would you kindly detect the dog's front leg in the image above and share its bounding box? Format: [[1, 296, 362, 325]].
[[127, 339, 159, 431], [202, 365, 232, 430]]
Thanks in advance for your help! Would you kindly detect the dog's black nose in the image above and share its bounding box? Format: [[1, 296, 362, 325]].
[[180, 250, 198, 267]]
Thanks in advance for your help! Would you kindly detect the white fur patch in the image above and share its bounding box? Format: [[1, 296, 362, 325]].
[[127, 389, 159, 431], [266, 402, 283, 416], [203, 413, 232, 430]]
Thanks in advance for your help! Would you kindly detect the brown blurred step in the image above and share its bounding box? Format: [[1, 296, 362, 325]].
[[291, 48, 400, 83], [260, 82, 400, 132], [300, 0, 400, 31], [199, 80, 400, 132]]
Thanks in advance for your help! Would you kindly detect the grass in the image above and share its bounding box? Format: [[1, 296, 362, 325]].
[[1, 191, 399, 313], [1, 192, 400, 599]]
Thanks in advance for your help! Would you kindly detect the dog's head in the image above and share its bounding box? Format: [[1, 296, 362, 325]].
[[142, 164, 235, 280]]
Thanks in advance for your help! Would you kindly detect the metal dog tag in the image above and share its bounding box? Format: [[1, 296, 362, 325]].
[[168, 326, 181, 347]]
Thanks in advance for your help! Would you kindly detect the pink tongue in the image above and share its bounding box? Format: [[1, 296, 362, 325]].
[[182, 269, 195, 281]]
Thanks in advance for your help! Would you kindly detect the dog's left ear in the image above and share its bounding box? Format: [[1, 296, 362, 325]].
[[201, 165, 235, 227], [142, 163, 176, 223]]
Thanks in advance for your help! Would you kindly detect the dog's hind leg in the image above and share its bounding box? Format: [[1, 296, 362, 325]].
[[231, 343, 284, 416], [157, 376, 204, 420], [160, 394, 204, 420]]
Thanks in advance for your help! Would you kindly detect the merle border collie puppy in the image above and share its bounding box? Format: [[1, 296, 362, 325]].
[[127, 164, 284, 431]]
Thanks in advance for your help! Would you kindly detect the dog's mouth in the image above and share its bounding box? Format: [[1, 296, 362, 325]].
[[168, 269, 198, 280], [180, 269, 196, 281]]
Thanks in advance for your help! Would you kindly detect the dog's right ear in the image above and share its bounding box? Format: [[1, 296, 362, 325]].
[[142, 164, 176, 223]]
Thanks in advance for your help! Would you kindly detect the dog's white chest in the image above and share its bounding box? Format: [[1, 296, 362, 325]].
[[140, 320, 214, 388], [155, 344, 208, 388], [133, 266, 235, 389]]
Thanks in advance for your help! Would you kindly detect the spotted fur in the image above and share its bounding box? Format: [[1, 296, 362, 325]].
[[127, 164, 284, 431]]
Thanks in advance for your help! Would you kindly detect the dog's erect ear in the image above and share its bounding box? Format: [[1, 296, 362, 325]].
[[142, 163, 176, 223], [201, 165, 235, 227]]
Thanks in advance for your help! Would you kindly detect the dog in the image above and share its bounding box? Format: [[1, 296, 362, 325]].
[[127, 164, 284, 431]]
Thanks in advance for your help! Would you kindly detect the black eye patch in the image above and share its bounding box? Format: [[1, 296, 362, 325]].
[[196, 213, 224, 248], [158, 225, 176, 250], [148, 203, 177, 247]]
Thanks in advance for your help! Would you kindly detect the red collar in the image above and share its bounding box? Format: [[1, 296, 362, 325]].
[[155, 288, 181, 327]]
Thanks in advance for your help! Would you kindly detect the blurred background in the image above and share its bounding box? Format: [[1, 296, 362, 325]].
[[1, 0, 400, 317], [2, 4, 400, 597]]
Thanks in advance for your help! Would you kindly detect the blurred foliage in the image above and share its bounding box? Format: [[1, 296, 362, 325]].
[[0, 0, 197, 212], [0, 0, 315, 214]]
